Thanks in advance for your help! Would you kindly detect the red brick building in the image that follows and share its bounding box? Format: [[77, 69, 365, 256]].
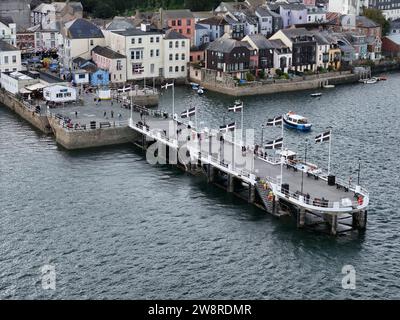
[[382, 35, 400, 57]]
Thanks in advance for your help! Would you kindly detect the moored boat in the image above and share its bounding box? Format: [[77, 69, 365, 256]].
[[323, 84, 335, 89], [190, 82, 200, 90], [310, 92, 322, 97], [197, 87, 204, 95], [283, 112, 312, 131]]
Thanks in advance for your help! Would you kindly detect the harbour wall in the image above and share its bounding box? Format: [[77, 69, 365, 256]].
[[197, 72, 359, 97], [48, 117, 138, 150], [0, 91, 52, 134]]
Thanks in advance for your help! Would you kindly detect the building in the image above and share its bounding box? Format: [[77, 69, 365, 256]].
[[205, 36, 251, 79], [328, 0, 363, 16], [16, 30, 35, 54], [89, 69, 110, 87], [163, 29, 190, 79], [0, 17, 16, 46], [382, 34, 400, 56], [255, 6, 274, 36], [243, 34, 275, 72], [92, 46, 127, 83], [269, 39, 292, 73], [0, 0, 30, 30], [31, 2, 83, 29], [0, 40, 21, 75], [43, 84, 77, 103], [269, 3, 308, 28], [270, 28, 317, 72], [197, 16, 230, 44], [159, 9, 195, 44], [313, 33, 330, 69], [368, 0, 400, 21], [71, 69, 90, 85], [306, 6, 327, 24], [108, 27, 164, 80], [0, 70, 39, 95], [61, 19, 105, 70], [321, 33, 342, 70], [389, 18, 400, 34]]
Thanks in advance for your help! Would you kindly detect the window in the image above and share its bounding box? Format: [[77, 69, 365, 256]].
[[175, 53, 179, 60], [150, 63, 154, 74], [181, 66, 185, 72], [172, 20, 176, 26], [138, 38, 142, 44], [131, 38, 135, 44], [169, 54, 173, 61], [150, 37, 154, 43], [131, 50, 143, 60], [187, 19, 191, 26], [181, 40, 185, 47], [156, 37, 160, 43], [12, 56, 16, 63], [175, 66, 179, 72], [187, 28, 191, 34], [156, 49, 160, 57], [181, 53, 185, 60], [78, 74, 86, 79], [90, 39, 94, 46], [4, 56, 8, 64], [150, 49, 154, 57], [175, 41, 179, 48], [177, 20, 182, 26], [116, 60, 122, 71], [169, 41, 173, 48], [169, 66, 173, 72]]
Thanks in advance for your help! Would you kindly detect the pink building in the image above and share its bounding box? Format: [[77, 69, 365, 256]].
[[91, 46, 127, 83], [162, 10, 195, 44], [302, 0, 316, 6]]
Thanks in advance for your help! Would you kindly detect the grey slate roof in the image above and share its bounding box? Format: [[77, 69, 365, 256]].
[[356, 16, 379, 28], [390, 18, 400, 29], [67, 19, 104, 39], [312, 33, 330, 45], [279, 3, 307, 10], [198, 16, 229, 26], [106, 18, 137, 31], [164, 29, 188, 40], [0, 39, 18, 52], [268, 39, 290, 50], [112, 29, 161, 37], [207, 37, 248, 53], [0, 16, 14, 26], [162, 9, 194, 19], [92, 46, 126, 59], [281, 27, 314, 39], [255, 6, 273, 17], [246, 34, 275, 49]]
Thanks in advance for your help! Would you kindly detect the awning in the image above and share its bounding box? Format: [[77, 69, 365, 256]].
[[19, 88, 32, 94], [25, 83, 47, 91]]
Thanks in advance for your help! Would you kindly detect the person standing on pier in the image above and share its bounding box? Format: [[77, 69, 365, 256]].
[[104, 111, 106, 118], [75, 111, 78, 118], [111, 110, 114, 118]]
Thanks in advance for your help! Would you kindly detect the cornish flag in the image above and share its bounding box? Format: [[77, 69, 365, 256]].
[[265, 137, 283, 149], [228, 101, 243, 112], [266, 115, 283, 126], [315, 130, 331, 143], [180, 107, 196, 118], [219, 122, 236, 132]]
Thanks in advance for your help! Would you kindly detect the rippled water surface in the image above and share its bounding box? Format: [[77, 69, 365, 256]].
[[1, 74, 400, 299]]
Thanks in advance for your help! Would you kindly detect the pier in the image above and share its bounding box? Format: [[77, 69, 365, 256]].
[[127, 106, 369, 236]]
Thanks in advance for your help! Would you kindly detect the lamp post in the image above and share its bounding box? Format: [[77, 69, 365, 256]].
[[261, 125, 264, 149], [301, 139, 308, 195]]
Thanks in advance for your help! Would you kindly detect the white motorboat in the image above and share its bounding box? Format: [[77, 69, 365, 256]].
[[323, 84, 335, 89], [310, 92, 322, 97], [197, 87, 204, 95]]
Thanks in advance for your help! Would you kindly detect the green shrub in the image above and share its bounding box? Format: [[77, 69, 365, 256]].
[[246, 72, 255, 81]]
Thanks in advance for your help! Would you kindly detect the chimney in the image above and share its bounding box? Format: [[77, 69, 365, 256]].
[[141, 23, 150, 32]]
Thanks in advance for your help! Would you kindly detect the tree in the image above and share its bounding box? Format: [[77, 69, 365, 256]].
[[363, 8, 390, 36], [93, 2, 117, 19]]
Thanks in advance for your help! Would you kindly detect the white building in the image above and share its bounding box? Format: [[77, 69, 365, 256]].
[[328, 0, 362, 15], [43, 85, 77, 103], [0, 17, 16, 47], [0, 40, 21, 75], [72, 70, 90, 85], [0, 71, 38, 95], [61, 19, 105, 70], [255, 6, 273, 36], [31, 3, 56, 27], [163, 29, 190, 79], [106, 25, 190, 80]]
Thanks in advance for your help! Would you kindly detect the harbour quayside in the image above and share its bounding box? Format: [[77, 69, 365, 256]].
[[122, 84, 369, 236]]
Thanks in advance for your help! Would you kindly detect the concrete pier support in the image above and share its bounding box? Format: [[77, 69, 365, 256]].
[[207, 164, 215, 183], [331, 214, 338, 236], [297, 208, 306, 228], [227, 174, 234, 193], [248, 184, 255, 203], [352, 210, 367, 230]]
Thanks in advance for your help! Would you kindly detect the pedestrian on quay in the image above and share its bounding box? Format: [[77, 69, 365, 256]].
[[118, 113, 122, 120], [103, 111, 106, 118], [111, 110, 114, 118], [75, 111, 78, 118]]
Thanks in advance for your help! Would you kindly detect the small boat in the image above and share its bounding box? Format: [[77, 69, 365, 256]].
[[323, 84, 335, 89], [376, 76, 387, 81], [197, 87, 204, 95], [310, 92, 322, 97], [359, 78, 377, 84], [283, 112, 312, 131], [190, 82, 200, 90]]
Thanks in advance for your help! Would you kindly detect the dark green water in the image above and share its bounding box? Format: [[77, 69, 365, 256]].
[[1, 74, 400, 299]]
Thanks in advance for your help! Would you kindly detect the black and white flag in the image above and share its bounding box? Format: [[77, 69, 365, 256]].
[[219, 122, 236, 132], [265, 137, 283, 149], [181, 107, 196, 118], [266, 115, 283, 126], [228, 101, 243, 113], [315, 130, 331, 143]]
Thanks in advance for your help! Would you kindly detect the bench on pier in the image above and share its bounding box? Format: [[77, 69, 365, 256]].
[[100, 122, 111, 128]]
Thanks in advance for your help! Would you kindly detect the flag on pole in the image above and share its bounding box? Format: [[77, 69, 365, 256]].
[[315, 130, 331, 143], [265, 137, 283, 149], [228, 101, 243, 112], [266, 115, 283, 126], [161, 82, 174, 90], [180, 107, 196, 118], [219, 122, 236, 132]]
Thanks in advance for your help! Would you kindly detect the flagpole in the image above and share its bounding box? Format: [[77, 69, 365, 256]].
[[241, 103, 244, 146], [328, 129, 332, 175], [280, 116, 284, 190]]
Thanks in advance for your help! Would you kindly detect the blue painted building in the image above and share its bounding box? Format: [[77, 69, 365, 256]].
[[90, 69, 110, 87]]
